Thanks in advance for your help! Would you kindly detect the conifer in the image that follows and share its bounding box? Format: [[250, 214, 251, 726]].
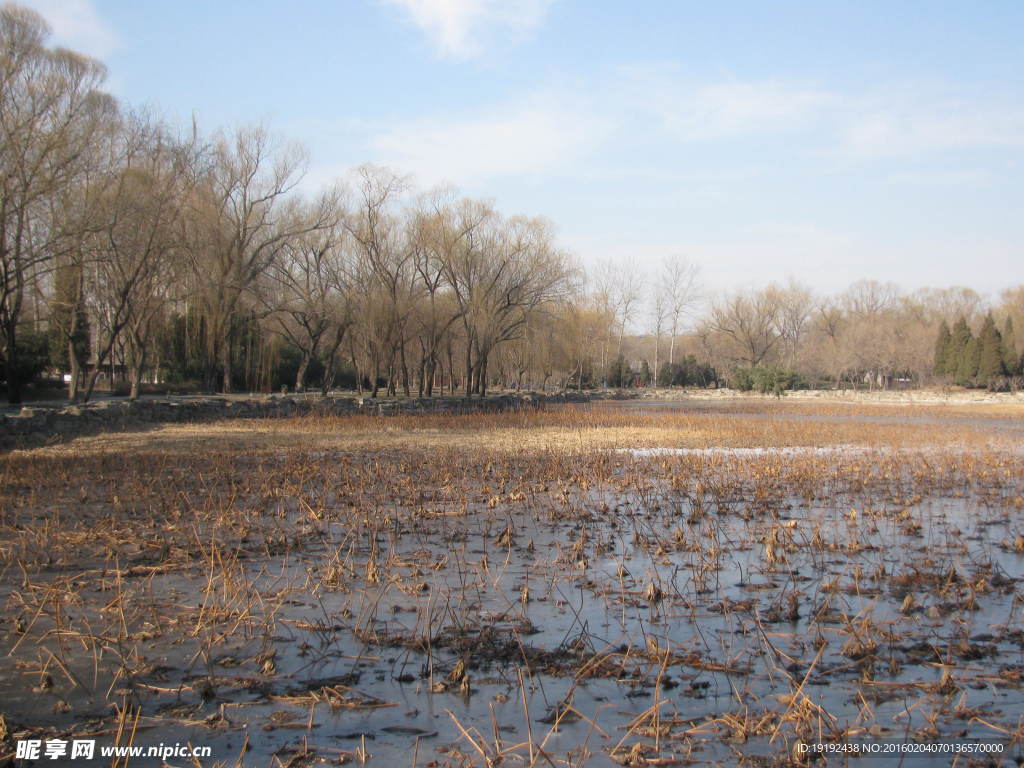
[[948, 316, 973, 379], [1002, 317, 1018, 376], [933, 320, 951, 376], [977, 313, 1006, 383]]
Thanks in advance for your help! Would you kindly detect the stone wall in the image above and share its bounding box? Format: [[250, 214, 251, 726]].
[[1, 391, 593, 451]]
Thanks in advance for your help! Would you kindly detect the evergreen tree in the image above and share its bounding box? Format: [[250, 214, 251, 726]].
[[947, 316, 972, 378], [1002, 317, 1019, 376], [639, 359, 652, 386], [933, 320, 951, 376], [657, 362, 672, 387], [608, 354, 630, 387], [956, 337, 979, 384], [976, 313, 1006, 383]]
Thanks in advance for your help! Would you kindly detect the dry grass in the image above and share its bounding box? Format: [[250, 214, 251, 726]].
[[16, 399, 1023, 458], [2, 398, 1022, 766]]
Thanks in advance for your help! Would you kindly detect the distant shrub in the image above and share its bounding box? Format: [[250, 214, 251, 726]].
[[987, 375, 1023, 393], [731, 365, 807, 395], [732, 367, 755, 392], [656, 355, 718, 388]]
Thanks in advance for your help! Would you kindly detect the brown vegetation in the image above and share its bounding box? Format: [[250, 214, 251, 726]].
[[1, 400, 1023, 765]]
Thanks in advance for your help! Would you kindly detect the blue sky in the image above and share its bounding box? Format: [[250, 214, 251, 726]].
[[23, 0, 1024, 296]]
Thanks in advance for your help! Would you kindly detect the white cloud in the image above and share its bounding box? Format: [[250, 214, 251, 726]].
[[311, 70, 1023, 209], [658, 80, 834, 142], [628, 70, 1024, 159], [383, 0, 554, 58], [616, 65, 835, 143], [841, 87, 1024, 157], [370, 88, 612, 186], [361, 73, 1024, 195], [20, 0, 118, 59]]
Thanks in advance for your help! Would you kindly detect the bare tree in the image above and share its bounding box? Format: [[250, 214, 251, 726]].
[[77, 113, 189, 402], [840, 279, 899, 318], [439, 201, 576, 396], [706, 288, 781, 367], [263, 190, 349, 392], [562, 296, 609, 390], [47, 255, 89, 399], [0, 5, 114, 402], [650, 282, 669, 386], [345, 166, 419, 396], [910, 286, 983, 325], [408, 191, 475, 396], [589, 260, 618, 386], [808, 299, 845, 386], [187, 124, 322, 392], [766, 278, 815, 369], [612, 260, 643, 366], [591, 258, 643, 384], [662, 255, 702, 366]]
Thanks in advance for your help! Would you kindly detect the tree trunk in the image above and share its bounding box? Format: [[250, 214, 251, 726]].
[[4, 328, 22, 405], [321, 348, 337, 396], [654, 336, 660, 389], [220, 340, 232, 393], [129, 346, 146, 400], [353, 352, 363, 395], [295, 350, 311, 393], [447, 343, 455, 395], [478, 353, 488, 396], [600, 334, 609, 388], [400, 343, 411, 397], [424, 358, 434, 397], [67, 337, 82, 402]]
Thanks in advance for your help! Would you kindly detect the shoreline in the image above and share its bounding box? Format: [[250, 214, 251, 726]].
[[630, 386, 1024, 406]]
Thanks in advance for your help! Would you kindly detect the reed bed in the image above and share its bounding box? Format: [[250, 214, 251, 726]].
[[1, 399, 1022, 766], [20, 399, 1024, 457]]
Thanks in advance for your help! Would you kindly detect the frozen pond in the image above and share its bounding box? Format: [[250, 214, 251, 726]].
[[2, 441, 1022, 765]]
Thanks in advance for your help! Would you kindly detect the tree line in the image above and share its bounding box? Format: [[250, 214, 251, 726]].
[[590, 262, 1024, 394], [3, 5, 1022, 405], [933, 314, 1019, 387]]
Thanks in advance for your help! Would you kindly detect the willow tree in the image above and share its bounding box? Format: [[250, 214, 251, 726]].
[[706, 288, 781, 367], [262, 192, 350, 392], [437, 200, 576, 396], [408, 192, 488, 396], [0, 5, 114, 402], [345, 166, 420, 396], [187, 125, 327, 392], [70, 113, 191, 402]]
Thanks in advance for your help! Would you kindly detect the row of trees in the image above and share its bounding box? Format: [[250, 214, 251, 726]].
[[934, 314, 1020, 387], [688, 281, 1023, 390], [604, 273, 1022, 392], [3, 5, 1022, 403], [1, 6, 582, 403]]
